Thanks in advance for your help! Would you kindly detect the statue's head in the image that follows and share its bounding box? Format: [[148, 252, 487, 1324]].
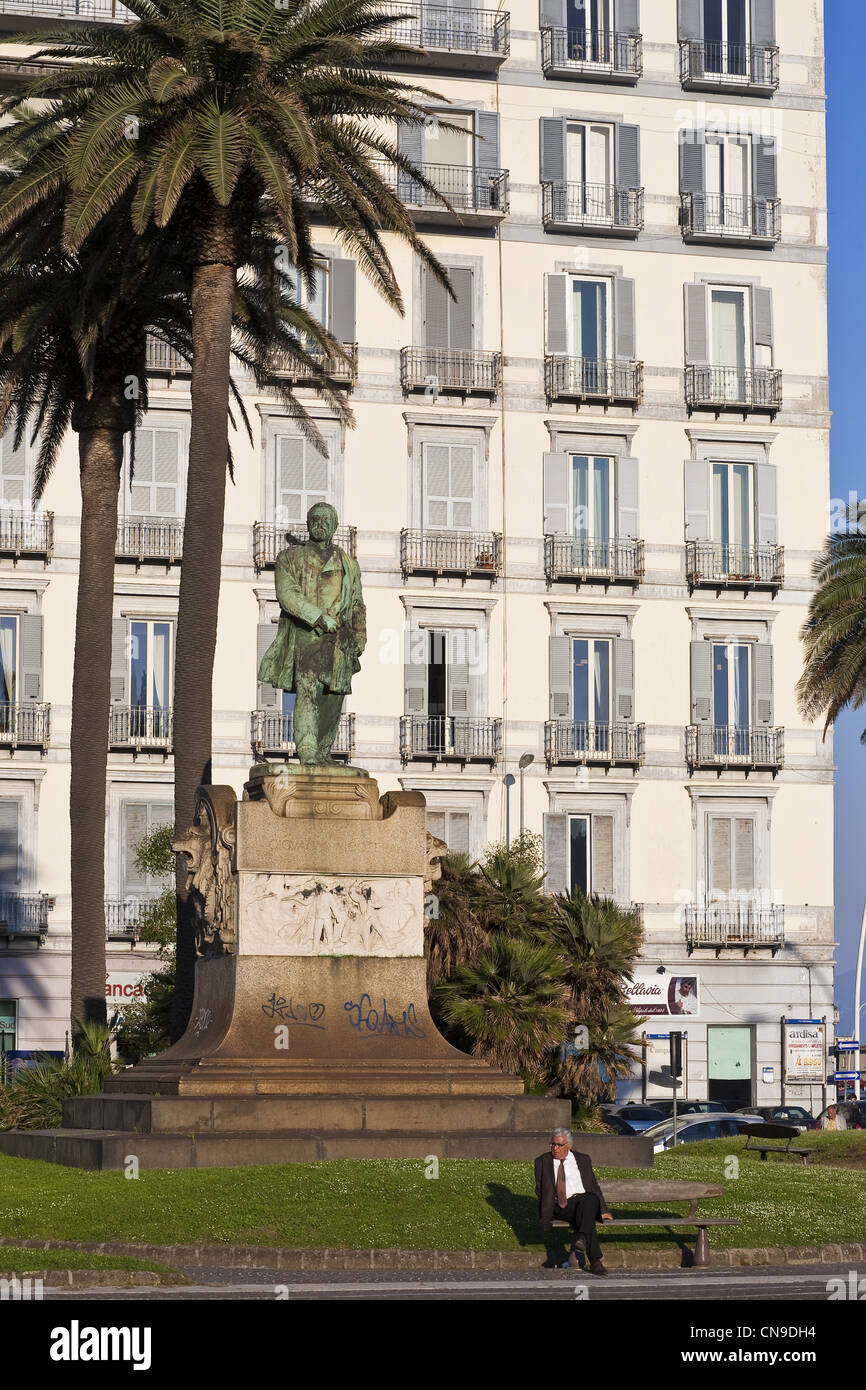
[[307, 502, 338, 544]]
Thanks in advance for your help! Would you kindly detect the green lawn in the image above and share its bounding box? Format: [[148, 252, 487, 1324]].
[[0, 1136, 864, 1253], [0, 1248, 175, 1272]]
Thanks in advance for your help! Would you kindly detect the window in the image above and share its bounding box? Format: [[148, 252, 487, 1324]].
[[422, 443, 477, 530], [129, 621, 172, 715], [711, 286, 748, 390], [549, 632, 633, 726], [426, 809, 471, 856], [0, 428, 32, 508], [121, 801, 172, 899], [0, 614, 43, 725], [543, 449, 639, 564], [572, 277, 610, 363], [573, 455, 613, 544], [704, 0, 748, 74], [274, 434, 332, 528], [708, 813, 756, 901], [0, 1000, 15, 1052], [124, 424, 184, 519], [567, 0, 611, 60], [0, 617, 16, 715], [566, 121, 613, 215], [568, 811, 614, 895], [545, 273, 636, 385], [705, 135, 750, 228], [404, 619, 489, 759], [287, 260, 329, 334], [423, 266, 474, 352], [712, 641, 750, 754], [0, 800, 20, 890], [573, 637, 612, 749], [426, 629, 472, 746]]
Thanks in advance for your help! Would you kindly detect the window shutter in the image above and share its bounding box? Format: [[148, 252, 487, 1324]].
[[257, 622, 281, 711], [684, 458, 711, 540], [733, 817, 756, 893], [447, 811, 471, 856], [756, 463, 778, 547], [154, 429, 182, 517], [684, 283, 710, 364], [543, 452, 570, 535], [549, 636, 573, 720], [151, 804, 173, 834], [751, 135, 777, 201], [110, 619, 129, 704], [447, 629, 472, 716], [405, 624, 428, 715], [424, 268, 451, 351], [614, 277, 636, 362], [122, 803, 149, 896], [709, 817, 731, 897], [679, 131, 706, 194], [474, 110, 500, 171], [18, 615, 42, 702], [398, 120, 425, 164], [753, 643, 773, 725], [750, 0, 775, 47], [427, 811, 445, 843], [543, 813, 569, 896], [449, 445, 476, 529], [129, 428, 154, 514], [0, 429, 27, 506], [753, 286, 774, 351], [613, 638, 634, 723], [0, 799, 20, 888], [277, 436, 330, 526], [422, 443, 451, 529], [591, 814, 614, 896], [328, 258, 356, 343], [614, 0, 640, 33], [545, 274, 569, 354], [540, 117, 566, 184], [690, 640, 713, 723], [616, 457, 640, 539], [677, 0, 704, 40], [448, 267, 473, 352], [615, 124, 640, 189], [540, 0, 566, 24]]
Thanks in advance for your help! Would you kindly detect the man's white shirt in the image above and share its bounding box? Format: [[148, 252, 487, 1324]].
[[556, 1150, 586, 1199]]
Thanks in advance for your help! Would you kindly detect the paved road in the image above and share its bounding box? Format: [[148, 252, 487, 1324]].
[[43, 1262, 863, 1300]]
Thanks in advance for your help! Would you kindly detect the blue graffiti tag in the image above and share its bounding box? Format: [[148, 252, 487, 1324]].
[[261, 994, 326, 1029], [343, 994, 426, 1040]]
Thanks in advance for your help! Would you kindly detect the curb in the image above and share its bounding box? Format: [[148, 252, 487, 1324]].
[[0, 1236, 864, 1271], [0, 1268, 190, 1287]]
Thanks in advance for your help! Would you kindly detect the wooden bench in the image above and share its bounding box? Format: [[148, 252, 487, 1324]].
[[742, 1121, 815, 1165], [551, 1180, 736, 1269]]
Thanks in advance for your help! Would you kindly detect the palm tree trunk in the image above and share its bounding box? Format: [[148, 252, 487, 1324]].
[[172, 208, 236, 1041], [69, 424, 124, 1042]]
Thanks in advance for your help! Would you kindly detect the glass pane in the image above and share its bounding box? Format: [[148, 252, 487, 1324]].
[[569, 816, 589, 896], [593, 457, 610, 543], [307, 266, 328, 328], [130, 622, 147, 707], [706, 140, 722, 198], [713, 464, 729, 547], [573, 280, 606, 361], [428, 630, 447, 718], [713, 643, 728, 726], [593, 640, 610, 726], [0, 617, 15, 707], [732, 645, 749, 730], [152, 623, 170, 711], [573, 456, 589, 538], [572, 639, 589, 722], [732, 464, 750, 550], [566, 125, 585, 185], [711, 290, 745, 372]]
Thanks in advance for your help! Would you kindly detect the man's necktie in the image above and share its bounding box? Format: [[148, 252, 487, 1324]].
[[556, 1157, 567, 1207]]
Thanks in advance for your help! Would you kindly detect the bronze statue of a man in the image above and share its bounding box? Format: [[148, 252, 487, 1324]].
[[258, 503, 366, 764]]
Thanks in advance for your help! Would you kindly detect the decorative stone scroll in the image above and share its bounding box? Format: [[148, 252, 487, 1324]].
[[172, 785, 237, 957]]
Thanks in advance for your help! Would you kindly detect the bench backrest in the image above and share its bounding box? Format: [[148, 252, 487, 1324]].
[[602, 1181, 724, 1201], [743, 1122, 801, 1141]]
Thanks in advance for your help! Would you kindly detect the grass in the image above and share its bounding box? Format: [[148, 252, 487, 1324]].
[[0, 1248, 174, 1273], [0, 1134, 864, 1253]]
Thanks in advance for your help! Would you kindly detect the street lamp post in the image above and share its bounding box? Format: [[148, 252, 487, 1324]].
[[518, 752, 534, 839], [503, 774, 515, 848]]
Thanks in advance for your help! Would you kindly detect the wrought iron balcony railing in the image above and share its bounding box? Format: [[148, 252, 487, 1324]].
[[684, 903, 785, 955], [0, 703, 50, 751], [0, 892, 51, 938], [542, 181, 643, 236], [0, 57, 64, 80], [400, 714, 501, 763], [545, 355, 643, 406], [253, 521, 357, 571], [686, 540, 784, 592], [401, 529, 502, 580], [144, 335, 190, 375], [545, 719, 645, 767], [372, 159, 508, 223], [0, 0, 133, 18], [251, 710, 355, 760], [0, 508, 53, 560], [686, 724, 784, 771], [680, 192, 781, 245], [685, 365, 782, 414], [380, 3, 509, 67], [105, 899, 158, 941], [275, 342, 358, 387], [544, 535, 644, 586], [540, 27, 642, 80], [109, 705, 172, 753], [679, 40, 780, 93], [400, 346, 501, 396], [116, 518, 183, 566]]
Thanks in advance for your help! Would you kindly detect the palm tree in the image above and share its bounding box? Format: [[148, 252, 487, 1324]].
[[796, 532, 866, 739], [544, 892, 643, 1020], [549, 1005, 643, 1110], [0, 0, 455, 1033], [424, 852, 487, 993]]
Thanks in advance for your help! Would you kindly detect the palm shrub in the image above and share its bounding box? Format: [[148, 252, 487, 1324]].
[[0, 1020, 116, 1131], [548, 1005, 644, 1110], [424, 852, 487, 994], [796, 531, 866, 738], [544, 892, 643, 1019]]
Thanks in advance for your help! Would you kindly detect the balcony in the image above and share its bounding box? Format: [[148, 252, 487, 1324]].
[[109, 706, 172, 755], [545, 356, 643, 407], [686, 724, 784, 773], [544, 720, 645, 768], [116, 518, 183, 567], [0, 0, 133, 21], [542, 182, 643, 237], [253, 521, 357, 571], [684, 904, 785, 956], [379, 3, 509, 71], [105, 899, 158, 942], [679, 40, 779, 95], [545, 535, 644, 587], [372, 159, 508, 227], [680, 193, 781, 247], [251, 710, 355, 761], [275, 342, 358, 389], [400, 346, 501, 398], [0, 57, 65, 82], [685, 366, 782, 416], [144, 336, 190, 376], [686, 540, 784, 594], [0, 508, 53, 562], [401, 529, 502, 581], [0, 892, 51, 940], [400, 714, 501, 764], [0, 703, 50, 752], [540, 27, 642, 82]]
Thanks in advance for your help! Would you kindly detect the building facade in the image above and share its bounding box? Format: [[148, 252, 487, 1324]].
[[0, 0, 835, 1111]]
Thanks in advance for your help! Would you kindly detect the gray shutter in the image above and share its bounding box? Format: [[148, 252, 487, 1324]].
[[690, 640, 713, 723], [405, 624, 428, 716], [122, 803, 148, 896], [398, 120, 425, 164], [750, 0, 775, 46], [257, 622, 281, 711], [540, 117, 566, 183], [614, 277, 636, 362], [753, 286, 774, 351], [709, 818, 731, 896], [543, 452, 570, 535], [753, 644, 773, 725], [329, 258, 356, 343], [545, 273, 569, 354], [615, 124, 640, 189], [18, 615, 42, 702], [752, 135, 777, 201], [733, 817, 755, 893], [424, 268, 450, 350], [543, 813, 569, 896], [679, 131, 706, 193], [474, 110, 500, 171], [684, 458, 711, 540], [549, 636, 573, 720], [447, 629, 471, 716], [684, 283, 710, 364], [447, 812, 471, 856], [591, 815, 614, 896], [614, 0, 639, 33], [616, 457, 639, 540], [540, 0, 566, 23], [756, 463, 778, 546], [0, 799, 20, 888], [0, 429, 27, 505], [677, 0, 703, 40], [110, 619, 128, 704], [613, 638, 634, 723], [448, 267, 473, 352]]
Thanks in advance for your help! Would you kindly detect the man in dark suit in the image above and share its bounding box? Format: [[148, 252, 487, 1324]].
[[535, 1127, 613, 1274]]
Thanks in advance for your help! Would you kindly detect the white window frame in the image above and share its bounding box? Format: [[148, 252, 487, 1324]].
[[690, 790, 773, 908], [571, 452, 614, 542], [708, 282, 752, 373], [128, 618, 173, 713], [263, 417, 342, 530], [421, 440, 479, 533], [705, 0, 750, 48], [572, 635, 613, 727], [567, 274, 613, 363], [705, 810, 758, 904], [120, 409, 188, 522], [565, 120, 614, 188], [547, 786, 633, 906], [711, 639, 752, 730], [711, 458, 753, 552]]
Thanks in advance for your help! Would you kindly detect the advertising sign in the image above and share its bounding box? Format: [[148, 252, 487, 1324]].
[[783, 1019, 825, 1083], [627, 974, 700, 1018]]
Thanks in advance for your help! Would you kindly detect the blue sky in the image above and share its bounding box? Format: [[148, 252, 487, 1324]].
[[824, 5, 863, 1035]]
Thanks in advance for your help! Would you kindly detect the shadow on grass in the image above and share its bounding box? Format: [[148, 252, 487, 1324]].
[[484, 1184, 695, 1268]]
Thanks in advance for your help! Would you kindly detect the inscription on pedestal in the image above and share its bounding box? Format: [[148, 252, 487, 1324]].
[[237, 874, 424, 956]]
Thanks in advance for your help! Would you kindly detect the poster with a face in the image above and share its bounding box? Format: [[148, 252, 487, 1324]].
[[668, 977, 699, 1016]]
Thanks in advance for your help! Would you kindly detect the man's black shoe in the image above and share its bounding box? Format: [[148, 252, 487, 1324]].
[[590, 1259, 609, 1277]]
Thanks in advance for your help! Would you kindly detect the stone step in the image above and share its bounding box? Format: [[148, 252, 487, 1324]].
[[104, 1060, 526, 1098]]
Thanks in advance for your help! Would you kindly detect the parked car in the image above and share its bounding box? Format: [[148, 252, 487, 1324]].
[[814, 1100, 865, 1130], [736, 1105, 815, 1132], [644, 1100, 727, 1119], [643, 1112, 765, 1154], [605, 1104, 668, 1133]]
